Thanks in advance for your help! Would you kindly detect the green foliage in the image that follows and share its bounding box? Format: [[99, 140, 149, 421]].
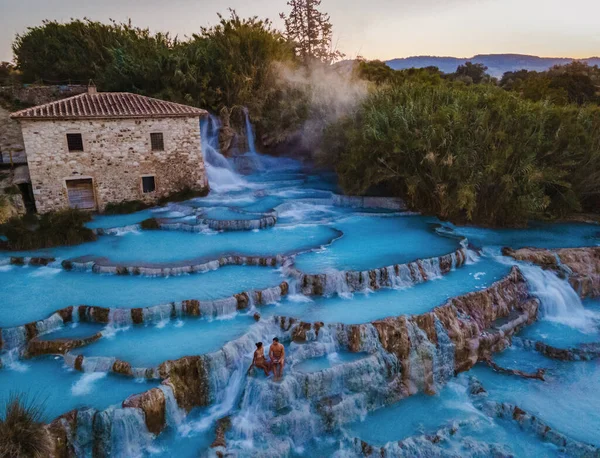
[[323, 81, 600, 226], [180, 10, 295, 112], [280, 0, 344, 64], [0, 208, 96, 250], [450, 61, 492, 84], [501, 62, 600, 106], [0, 393, 52, 458], [140, 218, 160, 230], [356, 60, 444, 86], [0, 61, 19, 85]]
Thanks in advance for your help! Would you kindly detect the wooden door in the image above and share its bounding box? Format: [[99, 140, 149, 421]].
[[66, 178, 96, 210]]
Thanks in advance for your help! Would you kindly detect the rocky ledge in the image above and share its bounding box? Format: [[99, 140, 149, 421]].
[[62, 253, 288, 277], [468, 377, 600, 457], [161, 212, 277, 232], [43, 267, 538, 456], [279, 266, 537, 396], [289, 246, 468, 296], [503, 246, 600, 298], [0, 282, 288, 353], [512, 336, 600, 361]]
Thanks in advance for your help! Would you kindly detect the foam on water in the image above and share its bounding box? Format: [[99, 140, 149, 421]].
[[71, 372, 108, 396]]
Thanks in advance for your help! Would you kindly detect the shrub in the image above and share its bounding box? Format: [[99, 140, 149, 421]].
[[323, 82, 600, 227], [0, 208, 96, 250], [0, 393, 52, 458]]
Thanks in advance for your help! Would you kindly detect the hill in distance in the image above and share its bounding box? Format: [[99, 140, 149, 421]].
[[385, 54, 600, 77]]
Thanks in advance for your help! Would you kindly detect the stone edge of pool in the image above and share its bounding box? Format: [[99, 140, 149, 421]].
[[0, 246, 468, 350], [42, 264, 541, 455]]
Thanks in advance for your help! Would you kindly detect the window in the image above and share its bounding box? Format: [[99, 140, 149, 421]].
[[142, 176, 156, 193], [66, 133, 84, 152], [150, 133, 164, 151]]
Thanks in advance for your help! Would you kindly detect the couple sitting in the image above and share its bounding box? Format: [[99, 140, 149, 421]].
[[247, 337, 285, 381]]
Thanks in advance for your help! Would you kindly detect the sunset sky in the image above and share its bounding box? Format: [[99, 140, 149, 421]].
[[0, 0, 598, 62]]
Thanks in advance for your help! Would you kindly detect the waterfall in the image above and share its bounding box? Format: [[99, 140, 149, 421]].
[[243, 108, 257, 155], [200, 114, 247, 192], [109, 408, 155, 458], [519, 263, 592, 330], [158, 385, 186, 427], [241, 109, 265, 172]]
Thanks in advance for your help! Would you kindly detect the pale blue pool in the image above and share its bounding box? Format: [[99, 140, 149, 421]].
[[71, 315, 255, 367], [0, 357, 158, 421], [293, 215, 460, 273], [0, 265, 283, 327]]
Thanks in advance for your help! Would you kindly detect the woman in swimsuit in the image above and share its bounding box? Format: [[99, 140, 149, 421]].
[[248, 342, 271, 376]]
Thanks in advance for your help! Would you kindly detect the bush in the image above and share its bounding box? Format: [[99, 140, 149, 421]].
[[323, 82, 600, 227], [0, 208, 96, 250], [0, 393, 52, 458]]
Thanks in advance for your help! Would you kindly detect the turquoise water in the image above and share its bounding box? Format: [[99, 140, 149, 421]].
[[446, 221, 600, 249], [346, 378, 560, 456], [471, 357, 600, 447], [0, 357, 157, 420], [293, 215, 459, 273], [1, 224, 340, 264], [262, 257, 510, 324], [72, 315, 255, 367], [86, 209, 157, 229], [518, 298, 600, 348], [0, 265, 283, 326], [38, 322, 105, 341], [2, 142, 600, 456]]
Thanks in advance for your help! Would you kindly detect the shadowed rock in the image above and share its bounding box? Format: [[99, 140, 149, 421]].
[[123, 388, 166, 435], [503, 246, 600, 298]]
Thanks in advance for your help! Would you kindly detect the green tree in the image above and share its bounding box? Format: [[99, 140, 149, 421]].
[[452, 61, 490, 84], [280, 0, 344, 64]]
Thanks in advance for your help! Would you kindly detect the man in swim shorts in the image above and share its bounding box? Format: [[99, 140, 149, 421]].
[[269, 337, 285, 381]]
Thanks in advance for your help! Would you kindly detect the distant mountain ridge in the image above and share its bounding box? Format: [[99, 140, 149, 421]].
[[385, 54, 600, 77]]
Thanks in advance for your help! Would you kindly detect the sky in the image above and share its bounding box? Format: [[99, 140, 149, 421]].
[[0, 0, 599, 63]]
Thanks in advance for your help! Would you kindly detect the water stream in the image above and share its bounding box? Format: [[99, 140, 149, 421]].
[[0, 115, 599, 457]]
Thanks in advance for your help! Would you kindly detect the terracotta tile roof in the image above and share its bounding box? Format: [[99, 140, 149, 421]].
[[10, 92, 208, 120]]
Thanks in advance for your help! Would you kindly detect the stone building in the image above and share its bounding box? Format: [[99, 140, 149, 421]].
[[10, 87, 209, 213]]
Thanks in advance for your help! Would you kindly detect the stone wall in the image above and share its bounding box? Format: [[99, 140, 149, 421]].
[[19, 116, 208, 213]]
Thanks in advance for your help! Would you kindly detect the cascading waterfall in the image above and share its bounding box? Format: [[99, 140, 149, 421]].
[[518, 263, 591, 330], [200, 114, 247, 192], [242, 108, 265, 173]]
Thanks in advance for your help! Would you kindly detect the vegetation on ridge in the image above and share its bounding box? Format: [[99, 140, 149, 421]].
[[5, 7, 600, 227]]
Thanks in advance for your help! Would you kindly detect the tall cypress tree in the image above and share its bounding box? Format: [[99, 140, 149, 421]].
[[280, 0, 344, 64]]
